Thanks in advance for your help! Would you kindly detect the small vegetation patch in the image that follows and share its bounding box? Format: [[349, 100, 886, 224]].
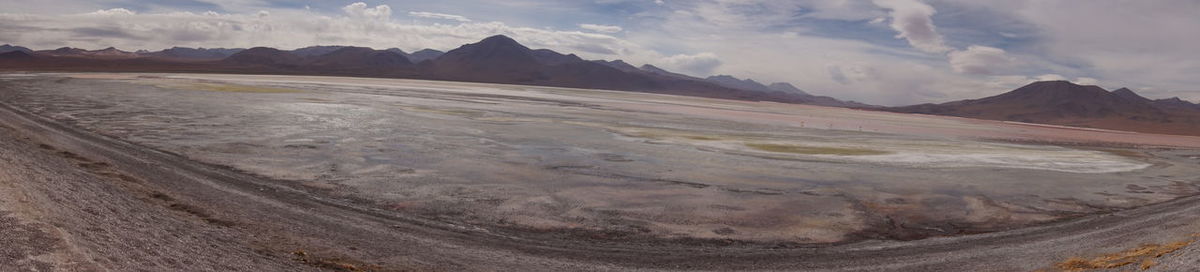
[[745, 143, 890, 156], [185, 83, 301, 93], [1053, 238, 1195, 271], [404, 106, 485, 118], [1096, 148, 1151, 159], [292, 250, 382, 272], [682, 135, 722, 141]]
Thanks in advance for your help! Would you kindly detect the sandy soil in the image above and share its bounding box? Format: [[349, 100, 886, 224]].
[[2, 73, 1200, 271]]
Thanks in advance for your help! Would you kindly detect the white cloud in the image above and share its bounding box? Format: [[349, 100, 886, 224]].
[[658, 52, 722, 76], [88, 8, 135, 16], [342, 2, 391, 20], [1074, 77, 1099, 86], [947, 45, 1016, 75], [579, 23, 623, 33], [872, 0, 950, 54], [1034, 74, 1066, 81], [407, 11, 471, 22]]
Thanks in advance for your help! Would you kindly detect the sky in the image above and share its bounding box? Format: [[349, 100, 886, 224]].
[[1, 0, 1198, 106]]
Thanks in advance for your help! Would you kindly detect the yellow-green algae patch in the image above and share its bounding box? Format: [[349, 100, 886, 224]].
[[745, 143, 891, 156], [185, 83, 303, 93]]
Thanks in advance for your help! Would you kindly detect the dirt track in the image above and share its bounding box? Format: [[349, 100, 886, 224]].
[[3, 81, 1200, 271]]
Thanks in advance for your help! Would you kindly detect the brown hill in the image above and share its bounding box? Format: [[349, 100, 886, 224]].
[[143, 47, 244, 60], [406, 49, 444, 63], [0, 44, 32, 54], [306, 47, 411, 68], [0, 50, 35, 60], [591, 60, 641, 73], [426, 35, 546, 82], [890, 81, 1200, 136], [1154, 97, 1200, 111], [223, 47, 305, 68]]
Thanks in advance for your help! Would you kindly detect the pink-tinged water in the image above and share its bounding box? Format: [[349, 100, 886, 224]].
[[604, 100, 1200, 148]]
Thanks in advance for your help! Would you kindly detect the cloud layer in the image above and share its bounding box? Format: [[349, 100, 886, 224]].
[[0, 0, 1197, 105], [579, 24, 622, 33]]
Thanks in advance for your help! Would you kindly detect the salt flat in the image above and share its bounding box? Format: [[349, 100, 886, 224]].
[[2, 73, 1198, 244]]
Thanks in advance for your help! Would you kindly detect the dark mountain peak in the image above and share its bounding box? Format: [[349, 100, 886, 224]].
[[1003, 79, 1104, 97], [291, 45, 349, 57], [706, 75, 773, 93], [531, 49, 583, 65], [407, 49, 444, 63], [1153, 97, 1200, 111], [0, 44, 32, 54], [1157, 97, 1188, 103], [639, 64, 695, 79], [478, 34, 521, 46], [224, 47, 304, 66], [767, 82, 809, 95], [328, 46, 375, 53], [425, 35, 547, 81], [893, 79, 1171, 125], [640, 64, 666, 73], [307, 46, 412, 68], [451, 35, 531, 53], [151, 47, 244, 59], [240, 47, 285, 54], [435, 35, 538, 69], [51, 47, 85, 54], [1022, 80, 1080, 89], [1111, 87, 1153, 103], [1111, 87, 1136, 96], [384, 48, 407, 56], [99, 47, 119, 51], [706, 75, 738, 81], [592, 59, 640, 72]]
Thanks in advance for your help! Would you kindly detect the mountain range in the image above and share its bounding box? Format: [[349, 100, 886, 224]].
[[4, 37, 1199, 136], [889, 80, 1200, 136], [0, 36, 863, 107]]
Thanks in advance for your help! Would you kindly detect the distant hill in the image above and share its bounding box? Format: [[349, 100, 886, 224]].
[[144, 47, 244, 60], [0, 50, 35, 60], [407, 49, 444, 63], [1154, 97, 1200, 111], [706, 75, 774, 93], [35, 47, 140, 59], [223, 47, 306, 68], [307, 47, 412, 68], [304, 47, 414, 76], [889, 81, 1200, 136], [768, 82, 809, 95], [0, 44, 32, 54], [591, 60, 641, 73], [290, 46, 349, 57], [639, 64, 692, 79]]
